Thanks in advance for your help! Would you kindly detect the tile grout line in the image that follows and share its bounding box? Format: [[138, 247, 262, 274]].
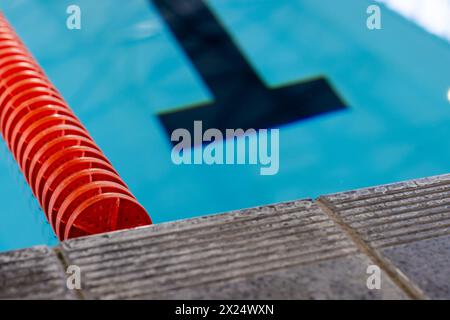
[[315, 197, 427, 300], [53, 246, 86, 300]]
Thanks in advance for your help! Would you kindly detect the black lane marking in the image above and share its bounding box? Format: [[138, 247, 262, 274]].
[[152, 0, 347, 143]]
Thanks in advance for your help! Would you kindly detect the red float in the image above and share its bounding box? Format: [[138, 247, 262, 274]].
[[0, 13, 152, 240]]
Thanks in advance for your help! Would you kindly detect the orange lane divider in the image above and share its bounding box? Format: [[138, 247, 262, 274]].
[[0, 12, 152, 240]]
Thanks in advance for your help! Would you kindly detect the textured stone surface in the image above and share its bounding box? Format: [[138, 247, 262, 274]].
[[319, 174, 450, 299], [137, 254, 405, 300], [61, 200, 407, 299], [380, 235, 450, 299], [0, 246, 76, 299], [9, 171, 450, 300]]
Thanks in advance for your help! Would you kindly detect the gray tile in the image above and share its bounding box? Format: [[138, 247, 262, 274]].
[[61, 200, 407, 299], [381, 235, 450, 299], [136, 254, 405, 300], [319, 173, 450, 299], [0, 246, 77, 299]]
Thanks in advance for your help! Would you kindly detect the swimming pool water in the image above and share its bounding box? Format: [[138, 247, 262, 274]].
[[0, 0, 449, 252]]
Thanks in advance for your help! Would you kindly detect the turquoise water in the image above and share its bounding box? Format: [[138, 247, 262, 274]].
[[0, 0, 449, 252]]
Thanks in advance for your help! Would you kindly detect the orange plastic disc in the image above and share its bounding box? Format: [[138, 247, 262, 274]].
[[64, 193, 151, 240], [0, 33, 19, 42], [0, 60, 43, 81], [0, 75, 58, 105], [0, 34, 23, 46], [41, 157, 118, 214], [0, 47, 30, 60], [0, 37, 25, 47], [0, 60, 49, 101], [0, 55, 42, 76], [14, 114, 83, 165], [49, 170, 128, 231], [0, 24, 19, 33], [0, 62, 45, 94], [20, 124, 91, 179], [0, 39, 27, 51], [7, 106, 78, 152], [0, 70, 56, 101], [19, 115, 84, 185], [0, 65, 53, 107], [0, 68, 46, 91], [30, 144, 108, 197], [0, 69, 50, 92], [0, 79, 60, 130], [0, 26, 15, 33], [21, 125, 92, 181], [0, 46, 32, 58], [56, 181, 134, 238], [10, 105, 76, 156], [0, 59, 41, 77], [33, 138, 101, 198], [1, 87, 63, 137], [0, 63, 50, 87]]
